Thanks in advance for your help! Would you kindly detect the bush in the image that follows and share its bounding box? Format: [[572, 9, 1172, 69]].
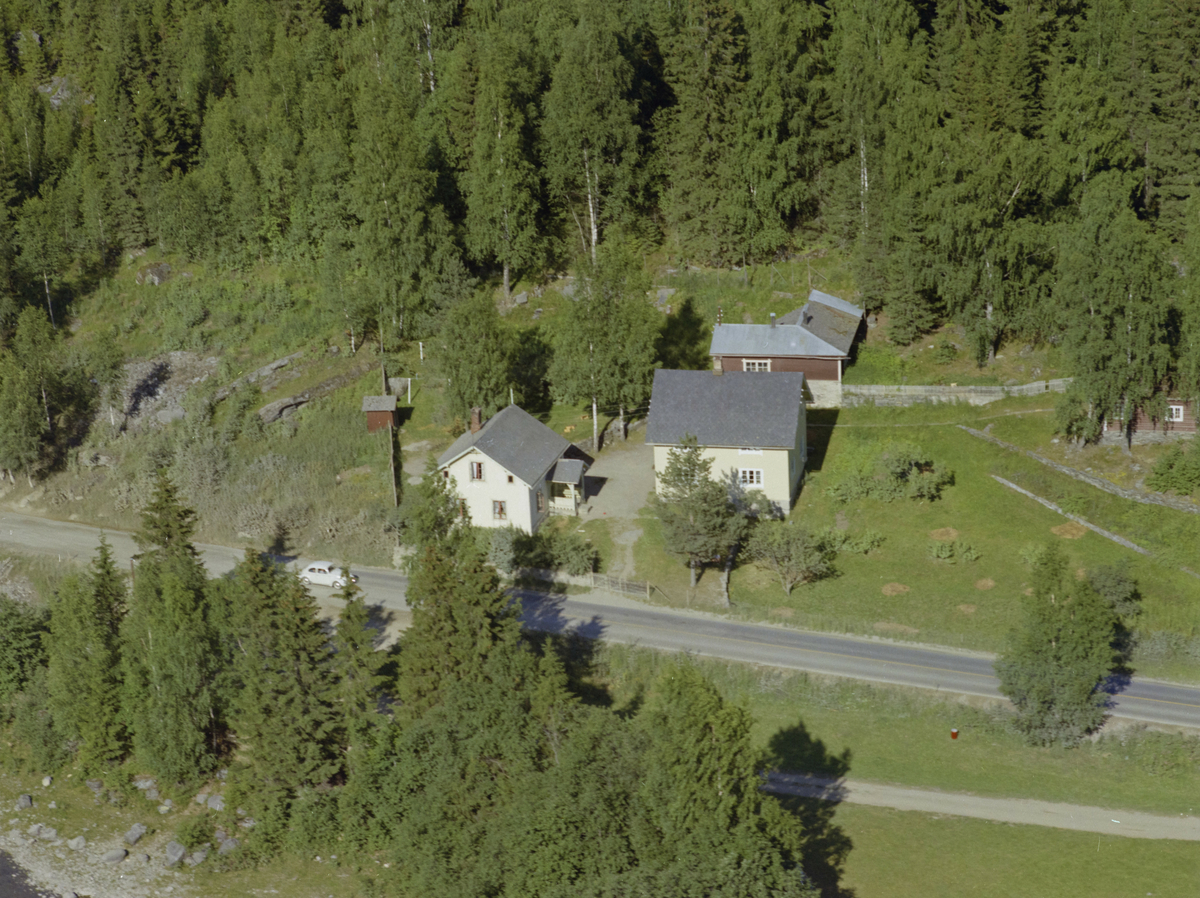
[[1145, 441, 1200, 495], [283, 788, 340, 856], [931, 338, 958, 365], [487, 526, 521, 575], [927, 539, 979, 564], [10, 668, 71, 771], [826, 440, 954, 503], [548, 529, 599, 576], [176, 814, 215, 850]]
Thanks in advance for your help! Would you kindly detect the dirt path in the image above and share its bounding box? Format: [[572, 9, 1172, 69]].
[[765, 774, 1200, 841]]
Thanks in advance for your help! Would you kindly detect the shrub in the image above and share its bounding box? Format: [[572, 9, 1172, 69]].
[[931, 338, 958, 365], [549, 529, 599, 576], [0, 594, 48, 709], [176, 814, 215, 851], [826, 440, 954, 503], [927, 539, 979, 564], [1146, 441, 1200, 495], [488, 526, 521, 575]]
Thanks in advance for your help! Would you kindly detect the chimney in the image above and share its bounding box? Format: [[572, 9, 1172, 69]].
[[770, 313, 776, 328], [712, 356, 723, 376], [470, 407, 483, 434]]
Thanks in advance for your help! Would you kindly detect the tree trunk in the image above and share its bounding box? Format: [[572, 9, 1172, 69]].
[[618, 404, 626, 441], [42, 274, 55, 328], [583, 148, 598, 263], [503, 262, 510, 301], [592, 395, 599, 453], [689, 558, 698, 588]]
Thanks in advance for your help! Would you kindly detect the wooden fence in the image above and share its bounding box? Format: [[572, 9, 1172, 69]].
[[842, 378, 1072, 407], [590, 572, 653, 601]]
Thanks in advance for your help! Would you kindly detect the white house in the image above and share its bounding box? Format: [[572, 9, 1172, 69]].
[[644, 369, 807, 513], [437, 405, 589, 534]]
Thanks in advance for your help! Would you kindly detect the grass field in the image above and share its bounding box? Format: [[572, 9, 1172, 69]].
[[831, 804, 1200, 898], [630, 397, 1200, 679]]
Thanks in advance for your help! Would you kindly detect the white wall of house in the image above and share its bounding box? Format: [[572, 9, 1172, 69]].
[[442, 448, 552, 534]]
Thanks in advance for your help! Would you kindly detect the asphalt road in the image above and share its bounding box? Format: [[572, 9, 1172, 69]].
[[4, 510, 1200, 730]]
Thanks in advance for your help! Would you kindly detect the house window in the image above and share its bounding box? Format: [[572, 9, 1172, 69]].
[[1168, 405, 1186, 422], [739, 447, 763, 455], [457, 499, 469, 518], [470, 461, 484, 481], [739, 469, 763, 486], [507, 474, 514, 483], [492, 501, 507, 521], [536, 491, 546, 513], [743, 359, 770, 372], [442, 469, 449, 479]]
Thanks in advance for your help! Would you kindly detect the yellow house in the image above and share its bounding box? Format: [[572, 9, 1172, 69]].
[[644, 369, 807, 514]]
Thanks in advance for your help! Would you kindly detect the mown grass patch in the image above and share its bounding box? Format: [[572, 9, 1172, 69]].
[[834, 804, 1200, 898]]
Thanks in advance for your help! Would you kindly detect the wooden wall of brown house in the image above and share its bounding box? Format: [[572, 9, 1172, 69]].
[[365, 409, 398, 433], [715, 355, 842, 381], [1102, 400, 1197, 434]]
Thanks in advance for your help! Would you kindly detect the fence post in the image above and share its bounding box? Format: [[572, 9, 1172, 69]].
[[645, 580, 650, 601]]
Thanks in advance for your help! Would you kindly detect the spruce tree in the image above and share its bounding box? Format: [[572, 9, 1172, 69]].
[[121, 472, 218, 783], [395, 544, 522, 721], [330, 579, 387, 773], [996, 545, 1118, 746], [46, 537, 126, 772], [226, 549, 338, 845]]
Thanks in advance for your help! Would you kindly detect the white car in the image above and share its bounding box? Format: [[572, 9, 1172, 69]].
[[299, 562, 356, 589]]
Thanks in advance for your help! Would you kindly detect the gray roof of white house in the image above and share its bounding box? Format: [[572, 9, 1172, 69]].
[[548, 458, 586, 484], [710, 289, 863, 359], [437, 405, 569, 486], [644, 370, 806, 449]]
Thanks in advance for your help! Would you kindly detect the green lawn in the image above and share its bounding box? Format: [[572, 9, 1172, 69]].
[[631, 398, 1200, 678], [832, 804, 1200, 898]]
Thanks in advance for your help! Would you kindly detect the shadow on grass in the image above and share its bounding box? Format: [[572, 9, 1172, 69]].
[[804, 408, 839, 475], [656, 297, 710, 370], [767, 720, 856, 898]]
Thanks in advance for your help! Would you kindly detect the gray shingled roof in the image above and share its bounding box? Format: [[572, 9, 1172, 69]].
[[437, 405, 569, 486], [361, 395, 397, 412], [710, 289, 863, 359], [644, 370, 806, 449], [548, 458, 586, 484]]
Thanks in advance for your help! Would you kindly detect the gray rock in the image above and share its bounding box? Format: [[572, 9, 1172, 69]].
[[135, 853, 150, 863], [125, 823, 147, 845], [513, 292, 528, 305], [158, 805, 171, 815], [185, 847, 208, 866], [217, 768, 228, 781], [67, 836, 86, 851], [155, 404, 185, 424], [146, 788, 159, 801], [532, 308, 542, 320], [164, 841, 187, 868], [27, 824, 41, 837], [47, 801, 56, 809], [238, 817, 256, 829], [86, 779, 105, 793], [214, 829, 227, 843], [133, 777, 156, 791], [102, 848, 128, 864], [63, 892, 77, 898], [206, 794, 225, 812], [135, 262, 172, 286], [235, 807, 246, 817], [15, 794, 32, 810], [218, 838, 240, 856], [41, 776, 52, 787], [194, 792, 209, 806], [162, 798, 173, 808], [561, 283, 576, 299], [38, 826, 57, 840]]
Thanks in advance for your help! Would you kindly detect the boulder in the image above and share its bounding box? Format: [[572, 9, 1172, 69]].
[[27, 824, 42, 837], [145, 788, 159, 801], [513, 292, 528, 305], [86, 778, 105, 794], [218, 838, 240, 856], [133, 777, 156, 792], [124, 823, 147, 846], [206, 794, 225, 812], [158, 805, 171, 815], [102, 848, 128, 864], [41, 776, 52, 787], [38, 826, 57, 840], [164, 841, 187, 868], [194, 792, 209, 806], [135, 262, 172, 286], [185, 847, 209, 866], [67, 836, 86, 851], [15, 794, 32, 810]]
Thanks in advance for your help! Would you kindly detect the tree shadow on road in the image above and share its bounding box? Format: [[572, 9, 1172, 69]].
[[767, 720, 857, 898]]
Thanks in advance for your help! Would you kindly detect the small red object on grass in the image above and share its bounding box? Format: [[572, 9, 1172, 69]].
[[951, 728, 959, 740]]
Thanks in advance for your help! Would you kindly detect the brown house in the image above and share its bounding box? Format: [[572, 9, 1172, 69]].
[[1102, 398, 1197, 438], [362, 395, 398, 433], [709, 289, 864, 406]]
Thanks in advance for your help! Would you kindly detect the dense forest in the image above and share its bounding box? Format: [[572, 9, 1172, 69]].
[[0, 0, 1198, 440]]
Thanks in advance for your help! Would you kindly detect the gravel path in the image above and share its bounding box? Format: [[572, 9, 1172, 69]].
[[765, 774, 1200, 841]]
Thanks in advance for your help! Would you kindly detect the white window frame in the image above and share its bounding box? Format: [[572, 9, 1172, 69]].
[[743, 359, 771, 372], [1168, 405, 1185, 422], [470, 461, 484, 481], [536, 490, 546, 513], [492, 500, 507, 521], [739, 447, 763, 455], [739, 469, 763, 486]]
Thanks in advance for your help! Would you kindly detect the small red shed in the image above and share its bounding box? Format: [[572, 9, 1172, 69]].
[[362, 395, 398, 433]]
